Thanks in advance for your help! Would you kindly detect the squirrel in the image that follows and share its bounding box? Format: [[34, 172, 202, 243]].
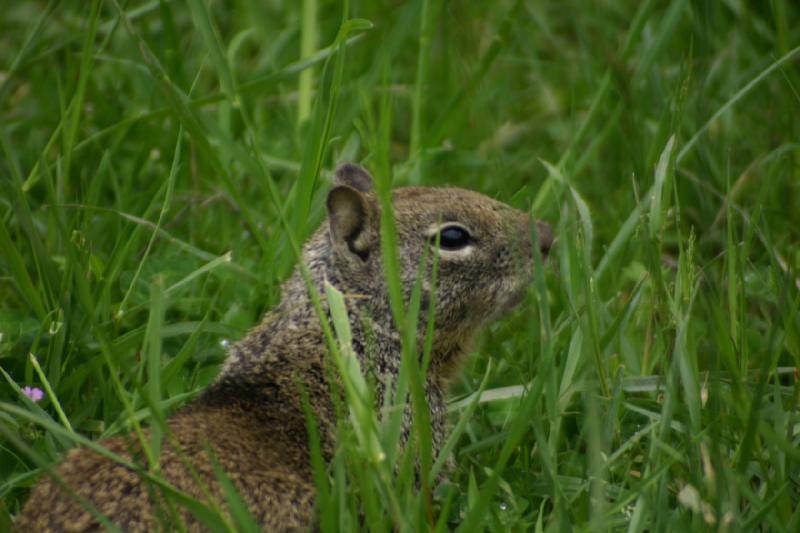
[[15, 163, 552, 531]]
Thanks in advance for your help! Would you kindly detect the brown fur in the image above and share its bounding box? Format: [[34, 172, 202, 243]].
[[15, 163, 552, 531]]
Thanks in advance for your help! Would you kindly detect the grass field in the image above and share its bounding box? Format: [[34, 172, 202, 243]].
[[2, 0, 800, 530]]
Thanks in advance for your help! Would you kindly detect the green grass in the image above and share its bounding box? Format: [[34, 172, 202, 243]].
[[2, 0, 800, 530]]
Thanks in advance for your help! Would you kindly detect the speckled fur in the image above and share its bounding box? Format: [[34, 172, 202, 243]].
[[15, 163, 552, 532]]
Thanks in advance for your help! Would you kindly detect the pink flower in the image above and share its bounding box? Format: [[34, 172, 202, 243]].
[[21, 386, 44, 402]]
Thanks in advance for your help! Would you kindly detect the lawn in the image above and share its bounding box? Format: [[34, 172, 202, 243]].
[[1, 0, 800, 530]]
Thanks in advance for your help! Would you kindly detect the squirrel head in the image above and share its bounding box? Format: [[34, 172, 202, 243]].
[[325, 163, 552, 378]]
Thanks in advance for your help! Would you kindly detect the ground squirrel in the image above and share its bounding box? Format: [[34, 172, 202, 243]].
[[16, 163, 552, 531]]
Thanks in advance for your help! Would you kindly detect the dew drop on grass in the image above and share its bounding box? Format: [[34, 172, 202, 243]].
[[499, 501, 508, 511], [622, 504, 634, 520], [220, 339, 230, 349]]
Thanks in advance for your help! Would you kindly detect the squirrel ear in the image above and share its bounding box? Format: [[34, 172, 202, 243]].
[[334, 163, 373, 193], [327, 185, 376, 262], [535, 220, 553, 258]]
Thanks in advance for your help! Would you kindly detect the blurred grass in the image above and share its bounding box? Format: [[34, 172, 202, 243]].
[[2, 0, 800, 530]]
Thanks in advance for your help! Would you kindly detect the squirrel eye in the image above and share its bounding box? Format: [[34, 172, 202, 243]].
[[433, 225, 472, 250]]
